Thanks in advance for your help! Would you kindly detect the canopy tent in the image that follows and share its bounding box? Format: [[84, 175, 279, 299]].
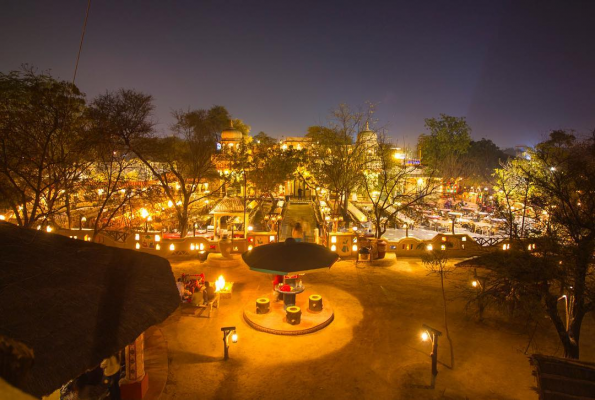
[[0, 222, 179, 398], [209, 197, 247, 236], [242, 240, 339, 275]]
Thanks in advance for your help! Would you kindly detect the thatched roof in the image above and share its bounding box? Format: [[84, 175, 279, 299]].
[[530, 354, 595, 399], [0, 222, 179, 398], [210, 197, 245, 214]]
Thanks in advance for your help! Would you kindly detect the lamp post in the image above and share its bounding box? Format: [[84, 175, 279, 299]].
[[276, 216, 282, 242], [79, 216, 86, 230], [403, 223, 409, 238], [471, 275, 487, 321], [221, 326, 237, 360], [421, 324, 442, 389]]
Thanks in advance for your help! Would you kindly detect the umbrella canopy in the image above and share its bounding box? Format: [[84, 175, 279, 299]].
[[242, 240, 339, 275], [0, 222, 180, 398]]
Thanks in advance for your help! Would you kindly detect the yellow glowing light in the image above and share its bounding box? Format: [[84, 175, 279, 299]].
[[215, 275, 226, 292], [331, 244, 337, 252], [248, 245, 253, 251], [199, 243, 204, 251], [352, 226, 358, 231], [440, 244, 446, 250], [46, 226, 53, 233], [0, 215, 5, 220], [471, 280, 478, 288], [248, 225, 253, 231], [155, 235, 161, 242], [231, 331, 238, 343], [135, 234, 140, 241], [156, 244, 161, 250], [352, 244, 358, 252], [168, 200, 173, 208], [169, 244, 175, 251], [135, 242, 140, 249], [190, 244, 195, 251], [140, 208, 149, 219], [331, 236, 337, 243], [417, 178, 424, 186], [426, 244, 433, 251], [421, 331, 429, 341]]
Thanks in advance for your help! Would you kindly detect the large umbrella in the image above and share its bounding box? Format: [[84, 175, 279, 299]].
[[242, 240, 339, 275]]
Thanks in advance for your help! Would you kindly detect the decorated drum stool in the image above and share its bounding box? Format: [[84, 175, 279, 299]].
[[256, 297, 270, 314], [308, 294, 323, 312], [286, 306, 302, 325]]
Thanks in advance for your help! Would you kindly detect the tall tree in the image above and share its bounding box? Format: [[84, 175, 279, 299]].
[[249, 132, 303, 199], [462, 138, 508, 185], [0, 68, 89, 228], [360, 134, 438, 238], [418, 114, 471, 181], [306, 103, 374, 217], [84, 103, 138, 238], [463, 130, 595, 359]]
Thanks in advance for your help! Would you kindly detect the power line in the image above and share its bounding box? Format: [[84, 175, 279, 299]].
[[72, 0, 92, 87]]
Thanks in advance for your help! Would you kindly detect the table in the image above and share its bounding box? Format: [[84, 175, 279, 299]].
[[474, 222, 493, 235], [218, 282, 234, 299], [275, 285, 305, 309]]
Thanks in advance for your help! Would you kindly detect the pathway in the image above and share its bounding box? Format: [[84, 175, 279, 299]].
[[279, 201, 317, 242]]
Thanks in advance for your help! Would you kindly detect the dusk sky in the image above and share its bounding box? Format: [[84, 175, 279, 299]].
[[2, 0, 594, 148]]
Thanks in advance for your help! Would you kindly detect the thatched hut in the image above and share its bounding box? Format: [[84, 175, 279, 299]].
[[530, 354, 595, 399], [0, 222, 179, 398]]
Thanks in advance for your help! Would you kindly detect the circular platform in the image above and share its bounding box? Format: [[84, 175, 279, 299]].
[[243, 291, 334, 335]]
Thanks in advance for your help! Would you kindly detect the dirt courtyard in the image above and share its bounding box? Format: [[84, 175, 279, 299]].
[[158, 254, 595, 400]]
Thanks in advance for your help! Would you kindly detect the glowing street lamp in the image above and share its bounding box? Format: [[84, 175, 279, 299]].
[[221, 326, 238, 360], [471, 275, 487, 320], [421, 324, 442, 389]]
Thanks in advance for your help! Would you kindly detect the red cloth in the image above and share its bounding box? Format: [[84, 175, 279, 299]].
[[280, 284, 291, 292]]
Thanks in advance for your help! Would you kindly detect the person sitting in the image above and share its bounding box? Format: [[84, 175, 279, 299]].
[[203, 281, 216, 305], [291, 223, 304, 242], [176, 278, 185, 300], [190, 287, 203, 307]]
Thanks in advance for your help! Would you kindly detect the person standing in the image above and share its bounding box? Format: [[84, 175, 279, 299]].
[[292, 223, 304, 242], [101, 352, 121, 400]]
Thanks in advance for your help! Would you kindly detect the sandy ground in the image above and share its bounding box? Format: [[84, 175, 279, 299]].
[[158, 254, 595, 400]]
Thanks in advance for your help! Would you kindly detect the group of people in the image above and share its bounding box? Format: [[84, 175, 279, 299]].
[[176, 273, 216, 306], [60, 352, 121, 400]]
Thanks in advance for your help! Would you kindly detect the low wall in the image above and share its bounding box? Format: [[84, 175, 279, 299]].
[[58, 228, 506, 261], [323, 232, 500, 259], [56, 228, 235, 259]]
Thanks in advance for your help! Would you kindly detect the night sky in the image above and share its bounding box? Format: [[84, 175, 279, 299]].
[[2, 1, 594, 147]]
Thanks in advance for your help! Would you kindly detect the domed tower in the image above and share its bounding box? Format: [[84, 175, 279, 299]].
[[220, 120, 244, 148], [357, 121, 377, 149]]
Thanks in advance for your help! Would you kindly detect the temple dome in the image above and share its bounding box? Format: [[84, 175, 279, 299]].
[[221, 120, 243, 141]]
